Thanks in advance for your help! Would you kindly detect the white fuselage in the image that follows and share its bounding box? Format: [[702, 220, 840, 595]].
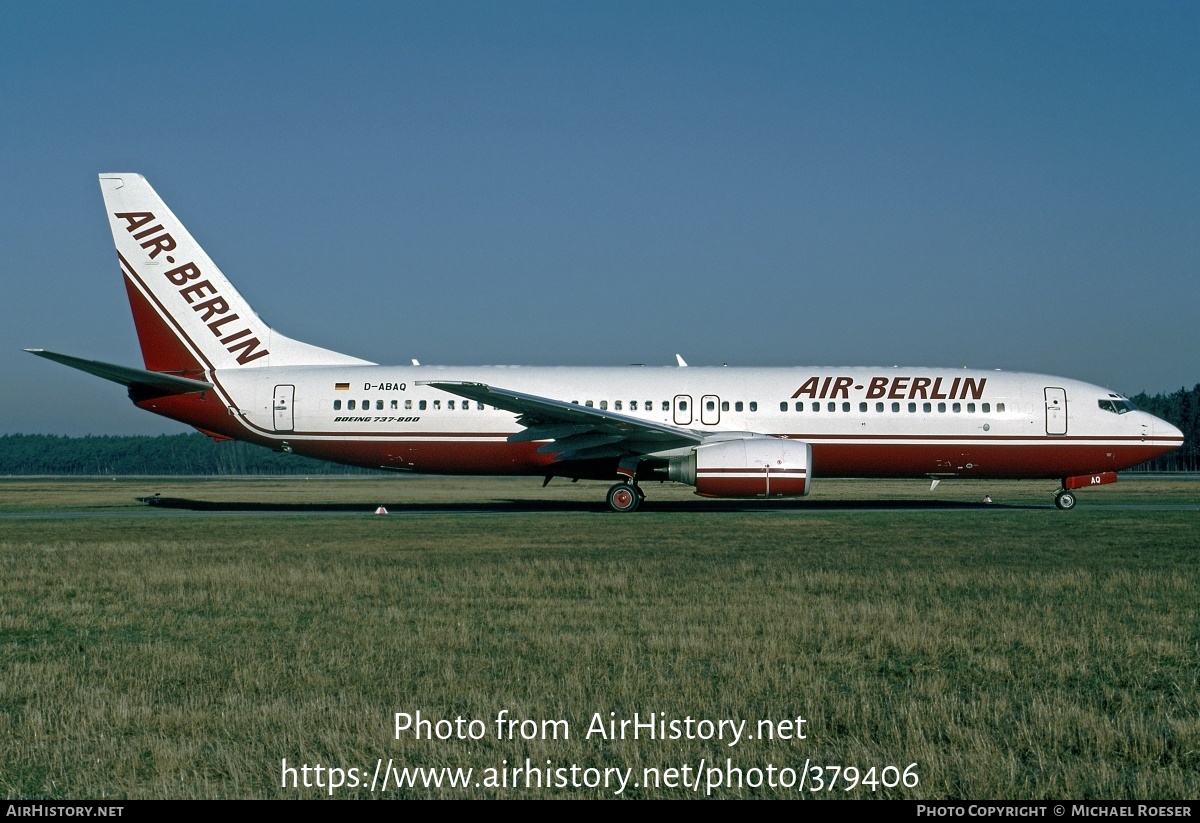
[[140, 363, 1179, 481]]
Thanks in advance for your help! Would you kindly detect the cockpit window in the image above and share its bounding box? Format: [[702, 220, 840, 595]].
[[1098, 398, 1136, 414]]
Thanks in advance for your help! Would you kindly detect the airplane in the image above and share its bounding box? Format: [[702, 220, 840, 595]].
[[27, 174, 1185, 512]]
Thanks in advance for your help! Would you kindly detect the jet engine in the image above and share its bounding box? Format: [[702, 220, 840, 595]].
[[667, 437, 811, 498]]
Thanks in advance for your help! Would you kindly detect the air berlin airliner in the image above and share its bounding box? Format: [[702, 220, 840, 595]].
[[27, 174, 1184, 511]]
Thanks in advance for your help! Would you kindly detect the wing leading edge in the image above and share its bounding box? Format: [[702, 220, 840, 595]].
[[420, 380, 703, 461]]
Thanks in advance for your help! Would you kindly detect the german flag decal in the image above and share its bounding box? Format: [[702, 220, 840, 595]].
[[335, 382, 350, 391]]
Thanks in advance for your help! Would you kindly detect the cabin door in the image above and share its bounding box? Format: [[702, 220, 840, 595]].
[[1044, 387, 1067, 436], [273, 384, 295, 432], [673, 395, 693, 426], [701, 395, 721, 425]]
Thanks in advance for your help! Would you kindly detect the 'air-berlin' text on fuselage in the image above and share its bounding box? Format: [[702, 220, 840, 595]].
[[791, 375, 987, 401], [114, 211, 269, 364]]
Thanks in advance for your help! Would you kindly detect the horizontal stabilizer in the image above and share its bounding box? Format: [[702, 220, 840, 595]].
[[24, 349, 214, 394]]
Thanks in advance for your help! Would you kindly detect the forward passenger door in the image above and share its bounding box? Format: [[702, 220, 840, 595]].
[[1044, 387, 1067, 436]]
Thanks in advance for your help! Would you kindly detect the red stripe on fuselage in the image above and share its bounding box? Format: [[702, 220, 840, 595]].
[[248, 437, 1171, 480]]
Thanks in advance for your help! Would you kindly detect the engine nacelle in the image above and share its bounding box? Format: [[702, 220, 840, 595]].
[[668, 438, 812, 498]]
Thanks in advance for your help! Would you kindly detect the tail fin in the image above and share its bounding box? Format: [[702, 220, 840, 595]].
[[99, 174, 372, 374]]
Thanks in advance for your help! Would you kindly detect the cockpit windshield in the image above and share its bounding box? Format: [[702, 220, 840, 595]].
[[1098, 396, 1137, 415]]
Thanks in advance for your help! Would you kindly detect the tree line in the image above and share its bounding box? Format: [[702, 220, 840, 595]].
[[1127, 384, 1200, 472], [0, 433, 379, 475], [1, 383, 1196, 475]]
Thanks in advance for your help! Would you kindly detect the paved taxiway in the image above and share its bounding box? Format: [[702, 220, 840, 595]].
[[3, 501, 1197, 520]]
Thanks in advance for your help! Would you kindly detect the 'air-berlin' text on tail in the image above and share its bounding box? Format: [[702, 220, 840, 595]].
[[99, 173, 370, 376]]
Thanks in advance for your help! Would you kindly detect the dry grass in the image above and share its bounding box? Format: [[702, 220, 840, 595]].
[[1, 477, 1198, 798]]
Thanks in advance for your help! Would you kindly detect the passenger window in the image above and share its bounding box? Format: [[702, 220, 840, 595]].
[[679, 400, 688, 411], [375, 400, 382, 410], [333, 400, 342, 410], [938, 402, 946, 413], [780, 402, 788, 412], [826, 402, 835, 412], [710, 401, 718, 411], [419, 400, 427, 410], [433, 400, 441, 410], [586, 401, 594, 407], [615, 401, 622, 410], [600, 400, 608, 410], [362, 399, 368, 410], [997, 403, 1005, 413], [812, 403, 820, 413], [391, 400, 398, 410], [842, 402, 850, 412], [891, 402, 900, 412], [749, 402, 757, 412], [908, 402, 917, 413], [448, 400, 455, 410], [859, 402, 867, 412], [630, 401, 638, 410], [795, 402, 803, 412], [876, 402, 884, 412], [661, 401, 669, 411], [405, 399, 412, 410], [477, 402, 484, 410], [722, 401, 730, 412], [953, 403, 961, 413], [967, 403, 976, 413], [982, 403, 990, 413], [348, 400, 356, 410], [736, 402, 744, 412], [923, 402, 931, 413]]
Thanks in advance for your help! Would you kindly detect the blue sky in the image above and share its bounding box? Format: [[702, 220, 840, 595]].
[[2, 1, 1196, 435]]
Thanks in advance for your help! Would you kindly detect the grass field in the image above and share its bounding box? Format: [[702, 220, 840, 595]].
[[1, 476, 1198, 799]]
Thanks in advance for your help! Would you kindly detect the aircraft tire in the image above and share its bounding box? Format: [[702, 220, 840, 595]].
[[607, 483, 641, 513], [1054, 490, 1077, 511]]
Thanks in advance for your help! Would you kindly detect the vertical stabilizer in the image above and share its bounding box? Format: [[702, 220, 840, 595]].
[[99, 174, 372, 373]]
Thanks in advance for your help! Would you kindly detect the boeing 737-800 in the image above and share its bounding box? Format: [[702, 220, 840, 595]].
[[27, 174, 1184, 511]]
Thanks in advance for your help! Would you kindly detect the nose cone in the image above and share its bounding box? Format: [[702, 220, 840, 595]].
[[1156, 417, 1185, 444], [1148, 413, 1185, 461]]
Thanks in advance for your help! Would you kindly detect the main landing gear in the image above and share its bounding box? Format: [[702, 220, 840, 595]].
[[607, 481, 645, 513], [1054, 489, 1077, 510]]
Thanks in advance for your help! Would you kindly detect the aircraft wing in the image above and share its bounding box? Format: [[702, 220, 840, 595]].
[[25, 349, 214, 394], [420, 380, 703, 461]]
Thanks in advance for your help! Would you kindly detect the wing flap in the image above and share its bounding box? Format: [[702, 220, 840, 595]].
[[536, 432, 628, 455], [508, 423, 597, 443]]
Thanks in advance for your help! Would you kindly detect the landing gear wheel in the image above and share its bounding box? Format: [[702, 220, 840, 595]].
[[607, 483, 642, 513], [1054, 490, 1077, 511]]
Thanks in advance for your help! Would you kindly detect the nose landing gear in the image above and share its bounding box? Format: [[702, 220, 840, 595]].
[[1055, 472, 1117, 510]]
